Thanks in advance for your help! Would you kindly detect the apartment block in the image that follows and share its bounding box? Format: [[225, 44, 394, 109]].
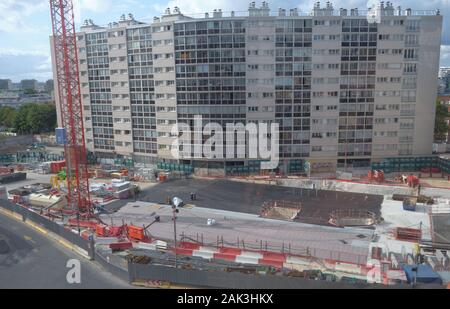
[[51, 2, 443, 173], [20, 79, 38, 91], [0, 79, 12, 91]]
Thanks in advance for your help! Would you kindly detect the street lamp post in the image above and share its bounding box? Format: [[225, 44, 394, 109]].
[[76, 212, 81, 235], [172, 205, 179, 269]]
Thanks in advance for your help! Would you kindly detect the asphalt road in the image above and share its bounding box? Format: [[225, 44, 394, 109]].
[[0, 211, 131, 289]]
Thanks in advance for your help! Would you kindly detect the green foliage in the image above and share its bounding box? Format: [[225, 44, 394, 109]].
[[434, 100, 449, 142], [12, 103, 57, 134], [0, 106, 16, 128]]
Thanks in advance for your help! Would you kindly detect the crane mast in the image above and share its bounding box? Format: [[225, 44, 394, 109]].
[[50, 0, 91, 214]]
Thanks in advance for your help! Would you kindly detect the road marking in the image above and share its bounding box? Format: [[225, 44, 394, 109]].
[[0, 207, 92, 260], [24, 235, 36, 244], [0, 208, 22, 221], [25, 221, 48, 235]]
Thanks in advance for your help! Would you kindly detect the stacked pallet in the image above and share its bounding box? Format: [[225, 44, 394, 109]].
[[394, 227, 422, 242]]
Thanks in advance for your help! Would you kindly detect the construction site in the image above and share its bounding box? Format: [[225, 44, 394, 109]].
[[2, 150, 450, 288], [0, 0, 449, 289]]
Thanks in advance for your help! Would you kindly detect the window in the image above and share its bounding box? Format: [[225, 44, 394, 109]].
[[328, 64, 339, 70], [405, 34, 419, 46], [404, 49, 418, 60], [404, 63, 417, 74], [329, 49, 340, 55], [313, 35, 325, 41], [406, 20, 420, 31]]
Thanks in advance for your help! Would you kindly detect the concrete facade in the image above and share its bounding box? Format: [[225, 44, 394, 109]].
[[51, 2, 443, 172]]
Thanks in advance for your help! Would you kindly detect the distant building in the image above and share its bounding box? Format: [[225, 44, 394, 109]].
[[45, 79, 54, 94], [10, 83, 21, 91], [438, 68, 450, 95], [437, 94, 450, 143], [0, 91, 52, 108], [20, 79, 38, 91], [438, 77, 447, 94], [0, 79, 12, 91], [0, 92, 20, 108], [439, 67, 450, 78]]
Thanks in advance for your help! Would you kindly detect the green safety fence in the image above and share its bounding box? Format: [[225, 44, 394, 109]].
[[225, 160, 288, 175], [289, 159, 305, 172], [0, 154, 15, 163], [157, 162, 193, 173], [371, 156, 446, 173], [114, 158, 134, 168]]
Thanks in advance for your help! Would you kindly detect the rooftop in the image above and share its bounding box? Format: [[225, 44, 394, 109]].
[[80, 1, 441, 31]]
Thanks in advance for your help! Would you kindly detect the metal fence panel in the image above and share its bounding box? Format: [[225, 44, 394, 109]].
[[95, 251, 130, 282], [128, 263, 374, 289]]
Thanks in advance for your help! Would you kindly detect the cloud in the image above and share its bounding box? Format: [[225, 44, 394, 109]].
[[0, 53, 52, 82], [151, 0, 247, 17], [34, 56, 52, 72], [0, 47, 48, 57], [79, 0, 113, 12], [0, 0, 47, 34], [73, 0, 113, 24]]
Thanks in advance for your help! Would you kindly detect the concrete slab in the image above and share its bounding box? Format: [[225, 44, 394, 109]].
[[139, 178, 383, 226], [100, 201, 374, 265]]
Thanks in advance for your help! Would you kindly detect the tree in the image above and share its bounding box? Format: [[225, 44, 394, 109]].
[[434, 100, 449, 142], [13, 103, 57, 134], [13, 104, 32, 133], [0, 106, 16, 128]]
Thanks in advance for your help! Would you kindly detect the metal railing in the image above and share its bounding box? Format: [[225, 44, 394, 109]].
[[177, 232, 368, 265]]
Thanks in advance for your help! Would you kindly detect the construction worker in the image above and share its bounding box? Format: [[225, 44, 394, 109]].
[[402, 174, 407, 184], [133, 185, 140, 202]]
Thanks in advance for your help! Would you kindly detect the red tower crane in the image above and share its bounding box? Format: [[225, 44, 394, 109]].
[[50, 0, 91, 214]]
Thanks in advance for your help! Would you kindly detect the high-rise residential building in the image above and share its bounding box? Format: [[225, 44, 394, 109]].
[[0, 79, 12, 91], [51, 2, 443, 173], [20, 79, 39, 92]]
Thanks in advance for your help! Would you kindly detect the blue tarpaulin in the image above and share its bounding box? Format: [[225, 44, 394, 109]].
[[402, 264, 442, 284]]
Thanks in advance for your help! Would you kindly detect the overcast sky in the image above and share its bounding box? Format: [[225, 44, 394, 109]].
[[0, 0, 448, 82]]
